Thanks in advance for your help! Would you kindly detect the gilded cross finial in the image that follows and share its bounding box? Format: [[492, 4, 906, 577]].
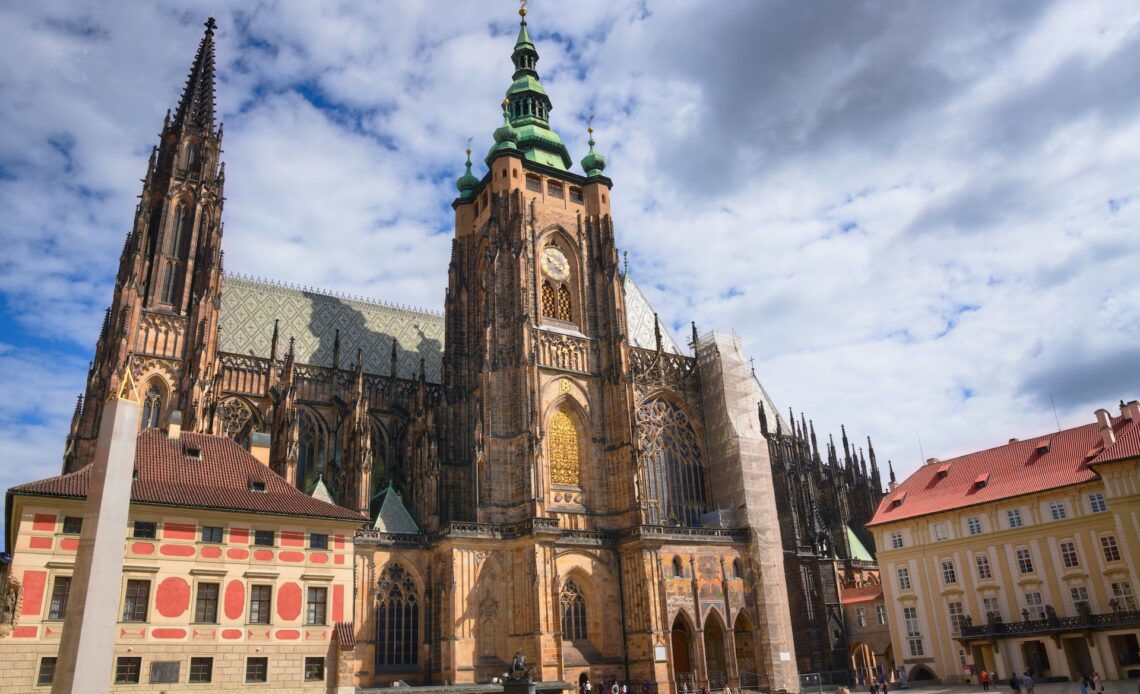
[[520, 0, 528, 18]]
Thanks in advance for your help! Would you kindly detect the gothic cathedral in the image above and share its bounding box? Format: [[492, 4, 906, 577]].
[[51, 11, 887, 691]]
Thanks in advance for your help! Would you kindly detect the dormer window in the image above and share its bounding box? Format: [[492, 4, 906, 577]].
[[936, 463, 951, 478], [249, 480, 267, 493], [184, 446, 202, 461]]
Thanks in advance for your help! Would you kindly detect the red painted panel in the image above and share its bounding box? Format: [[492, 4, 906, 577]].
[[279, 551, 304, 563], [226, 548, 249, 560], [132, 542, 155, 555], [333, 584, 344, 623], [276, 629, 300, 640], [224, 580, 245, 621], [32, 514, 56, 532], [12, 626, 37, 638], [162, 522, 196, 540], [334, 554, 345, 565], [155, 577, 191, 618], [21, 570, 46, 616], [280, 531, 304, 547], [152, 628, 187, 639], [60, 538, 78, 551], [310, 553, 328, 564], [222, 628, 243, 640], [334, 534, 345, 550], [159, 544, 196, 557], [253, 549, 274, 561], [277, 583, 302, 621], [200, 546, 222, 559], [29, 536, 52, 549], [230, 527, 250, 544]]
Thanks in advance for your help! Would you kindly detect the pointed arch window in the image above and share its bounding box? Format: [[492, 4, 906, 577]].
[[218, 398, 254, 446], [541, 281, 572, 322], [560, 580, 588, 641], [297, 409, 327, 493], [549, 408, 581, 487], [375, 564, 420, 669], [637, 397, 707, 526], [160, 262, 180, 305], [672, 556, 685, 578], [141, 383, 163, 429], [370, 421, 388, 515], [541, 282, 557, 319], [186, 145, 201, 174], [168, 205, 189, 259]]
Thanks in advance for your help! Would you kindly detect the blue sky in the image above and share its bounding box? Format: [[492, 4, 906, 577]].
[[1, 0, 1140, 517]]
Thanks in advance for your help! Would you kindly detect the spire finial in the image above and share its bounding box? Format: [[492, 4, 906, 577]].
[[205, 17, 217, 33], [519, 0, 528, 18], [581, 120, 607, 177], [172, 17, 219, 133]]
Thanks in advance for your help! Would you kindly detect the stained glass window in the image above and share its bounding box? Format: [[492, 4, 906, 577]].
[[560, 580, 587, 640], [549, 409, 581, 487], [376, 564, 420, 669], [637, 398, 707, 526]]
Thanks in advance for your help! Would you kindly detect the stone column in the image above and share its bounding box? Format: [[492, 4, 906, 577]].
[[53, 375, 142, 694]]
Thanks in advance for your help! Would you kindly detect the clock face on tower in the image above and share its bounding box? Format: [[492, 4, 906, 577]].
[[541, 247, 570, 281]]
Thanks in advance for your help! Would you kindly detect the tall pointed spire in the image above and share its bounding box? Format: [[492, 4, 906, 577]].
[[171, 17, 218, 134]]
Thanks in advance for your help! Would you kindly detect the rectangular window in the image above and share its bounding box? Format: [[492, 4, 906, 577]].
[[1088, 492, 1107, 513], [948, 601, 966, 635], [1111, 581, 1137, 610], [189, 657, 213, 684], [36, 658, 57, 686], [1026, 591, 1045, 619], [310, 533, 328, 550], [569, 187, 583, 204], [856, 607, 867, 627], [547, 181, 564, 198], [897, 567, 911, 591], [194, 582, 219, 623], [1070, 586, 1090, 613], [967, 517, 982, 535], [941, 560, 958, 584], [47, 576, 71, 620], [307, 586, 328, 625], [933, 523, 949, 541], [1049, 500, 1068, 520], [149, 661, 180, 684], [245, 657, 268, 683], [890, 531, 904, 549], [876, 605, 887, 625], [975, 553, 993, 580], [1060, 541, 1080, 568], [983, 597, 1002, 622], [201, 525, 223, 543], [62, 516, 83, 534], [1016, 548, 1034, 574], [1101, 535, 1122, 562], [1007, 509, 1023, 528], [115, 657, 142, 684], [132, 520, 157, 539], [903, 606, 924, 656], [253, 529, 274, 547], [249, 584, 272, 624], [526, 174, 542, 192], [122, 579, 150, 622], [304, 656, 326, 682]]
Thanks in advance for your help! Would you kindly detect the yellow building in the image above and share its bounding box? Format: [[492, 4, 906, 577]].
[[868, 401, 1140, 684], [0, 426, 364, 692]]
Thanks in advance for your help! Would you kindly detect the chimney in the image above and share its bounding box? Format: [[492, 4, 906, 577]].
[[1095, 408, 1115, 447], [1124, 400, 1140, 422], [249, 432, 271, 467], [926, 457, 940, 466], [167, 410, 182, 440]]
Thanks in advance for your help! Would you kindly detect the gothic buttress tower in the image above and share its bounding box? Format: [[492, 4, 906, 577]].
[[65, 18, 225, 472]]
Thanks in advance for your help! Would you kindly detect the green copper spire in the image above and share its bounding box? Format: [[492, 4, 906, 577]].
[[581, 126, 607, 178], [490, 4, 572, 170], [456, 147, 479, 198], [486, 100, 520, 165]]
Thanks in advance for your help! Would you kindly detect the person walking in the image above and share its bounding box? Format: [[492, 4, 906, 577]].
[[882, 680, 890, 694], [1023, 671, 1035, 694], [1008, 673, 1021, 694], [1078, 675, 1088, 694], [870, 678, 879, 694], [585, 681, 593, 694], [611, 681, 619, 694], [981, 670, 990, 691], [1092, 672, 1102, 694]]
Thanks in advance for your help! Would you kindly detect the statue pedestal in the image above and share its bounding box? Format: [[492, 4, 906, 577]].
[[504, 681, 537, 694]]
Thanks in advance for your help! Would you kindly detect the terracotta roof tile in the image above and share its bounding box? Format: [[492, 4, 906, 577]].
[[841, 585, 883, 605], [10, 429, 367, 523], [869, 415, 1137, 527]]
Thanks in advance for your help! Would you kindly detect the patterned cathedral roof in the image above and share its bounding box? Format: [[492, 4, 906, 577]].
[[218, 273, 684, 383]]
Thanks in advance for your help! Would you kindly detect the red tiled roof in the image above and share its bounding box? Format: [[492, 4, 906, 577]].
[[868, 415, 1138, 527], [334, 622, 356, 648], [10, 429, 366, 522], [841, 585, 883, 605]]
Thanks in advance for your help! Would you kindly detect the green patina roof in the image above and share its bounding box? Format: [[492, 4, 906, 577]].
[[846, 525, 874, 562], [372, 483, 420, 534]]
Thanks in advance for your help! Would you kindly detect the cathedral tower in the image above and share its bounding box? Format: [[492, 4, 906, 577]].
[[65, 18, 225, 472]]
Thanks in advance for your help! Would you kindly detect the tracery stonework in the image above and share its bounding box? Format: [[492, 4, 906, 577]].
[[548, 409, 581, 486]]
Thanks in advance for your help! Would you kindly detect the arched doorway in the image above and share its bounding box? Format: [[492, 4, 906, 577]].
[[734, 612, 758, 688], [704, 611, 728, 689], [671, 614, 694, 690], [849, 642, 876, 685], [909, 665, 937, 681]]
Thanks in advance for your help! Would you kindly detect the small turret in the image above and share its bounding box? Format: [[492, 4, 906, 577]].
[[456, 147, 480, 198], [581, 126, 607, 178]]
